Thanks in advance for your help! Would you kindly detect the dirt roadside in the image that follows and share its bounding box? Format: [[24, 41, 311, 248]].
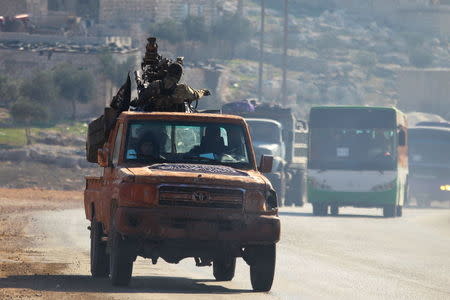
[[0, 188, 105, 299]]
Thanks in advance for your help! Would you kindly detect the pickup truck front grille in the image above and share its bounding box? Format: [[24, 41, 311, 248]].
[[159, 186, 243, 209]]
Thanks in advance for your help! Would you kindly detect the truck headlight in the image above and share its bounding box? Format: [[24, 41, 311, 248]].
[[119, 183, 157, 207], [439, 185, 450, 191], [244, 190, 266, 212]]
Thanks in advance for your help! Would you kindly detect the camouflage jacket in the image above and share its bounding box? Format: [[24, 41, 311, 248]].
[[136, 80, 208, 111]]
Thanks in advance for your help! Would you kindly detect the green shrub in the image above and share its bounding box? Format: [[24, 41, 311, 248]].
[[354, 51, 378, 68], [409, 48, 433, 68]]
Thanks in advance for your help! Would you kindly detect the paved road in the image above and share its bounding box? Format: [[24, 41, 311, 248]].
[[2, 205, 450, 299]]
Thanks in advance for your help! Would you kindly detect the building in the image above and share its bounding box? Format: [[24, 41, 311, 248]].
[[333, 0, 450, 36], [98, 0, 218, 26], [398, 68, 450, 116], [0, 0, 48, 18]]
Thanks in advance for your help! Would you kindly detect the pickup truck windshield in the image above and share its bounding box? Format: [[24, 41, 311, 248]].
[[124, 120, 252, 169]]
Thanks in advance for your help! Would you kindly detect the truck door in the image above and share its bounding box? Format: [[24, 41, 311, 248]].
[[101, 122, 124, 230]]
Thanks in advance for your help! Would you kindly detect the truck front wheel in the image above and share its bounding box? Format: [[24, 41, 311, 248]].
[[213, 257, 236, 281], [312, 203, 328, 216], [330, 205, 339, 216], [109, 228, 134, 286], [383, 204, 397, 218], [90, 217, 109, 277], [249, 244, 276, 292]]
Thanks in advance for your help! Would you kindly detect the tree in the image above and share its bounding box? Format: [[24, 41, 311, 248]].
[[409, 48, 433, 68], [213, 14, 253, 43], [148, 19, 185, 44], [0, 74, 19, 108], [53, 64, 95, 120], [184, 16, 208, 42], [99, 53, 136, 87], [20, 71, 58, 104], [10, 98, 49, 145], [212, 14, 255, 57]]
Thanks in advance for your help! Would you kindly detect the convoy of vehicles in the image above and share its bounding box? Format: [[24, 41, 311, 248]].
[[223, 102, 308, 206], [307, 106, 408, 217], [84, 111, 280, 291], [82, 99, 445, 293], [408, 122, 450, 207]]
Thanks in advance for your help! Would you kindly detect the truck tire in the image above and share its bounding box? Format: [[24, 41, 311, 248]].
[[285, 172, 305, 207], [396, 205, 403, 217], [213, 257, 236, 281], [90, 217, 109, 277], [109, 228, 134, 286], [312, 203, 328, 216], [330, 205, 339, 216], [249, 244, 276, 292], [312, 203, 320, 216], [383, 205, 397, 218]]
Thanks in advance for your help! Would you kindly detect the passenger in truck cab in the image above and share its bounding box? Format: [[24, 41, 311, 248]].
[[136, 132, 160, 160]]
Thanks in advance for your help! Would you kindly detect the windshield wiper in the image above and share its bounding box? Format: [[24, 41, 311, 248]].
[[183, 155, 221, 164]]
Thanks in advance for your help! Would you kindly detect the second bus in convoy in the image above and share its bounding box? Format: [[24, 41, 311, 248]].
[[408, 122, 450, 207], [307, 106, 408, 217]]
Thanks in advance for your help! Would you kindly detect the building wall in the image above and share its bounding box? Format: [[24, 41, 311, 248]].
[[396, 6, 450, 36], [98, 0, 217, 26], [99, 0, 158, 24], [398, 68, 450, 116], [0, 0, 28, 16], [334, 0, 450, 36], [0, 0, 47, 19]]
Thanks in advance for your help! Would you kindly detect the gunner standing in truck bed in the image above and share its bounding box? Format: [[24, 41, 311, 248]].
[[132, 63, 210, 112]]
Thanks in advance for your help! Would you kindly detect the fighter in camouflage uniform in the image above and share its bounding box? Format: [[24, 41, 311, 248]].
[[132, 63, 210, 112]]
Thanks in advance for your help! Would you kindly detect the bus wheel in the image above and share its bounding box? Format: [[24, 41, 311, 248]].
[[330, 205, 339, 216], [383, 205, 397, 218], [396, 206, 403, 217], [312, 203, 320, 216], [312, 204, 327, 216]]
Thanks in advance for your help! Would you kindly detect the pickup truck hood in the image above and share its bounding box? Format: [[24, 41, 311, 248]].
[[123, 163, 269, 189]]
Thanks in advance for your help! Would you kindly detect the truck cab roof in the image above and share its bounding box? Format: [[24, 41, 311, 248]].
[[117, 111, 247, 125], [245, 118, 283, 129]]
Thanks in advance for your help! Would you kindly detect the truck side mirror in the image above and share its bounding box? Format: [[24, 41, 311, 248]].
[[398, 129, 406, 146], [97, 148, 110, 167], [259, 155, 273, 173]]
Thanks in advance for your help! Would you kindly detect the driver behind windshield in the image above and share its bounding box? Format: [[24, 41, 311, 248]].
[[188, 126, 225, 156]]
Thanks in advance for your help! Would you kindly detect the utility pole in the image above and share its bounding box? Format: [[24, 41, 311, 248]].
[[237, 0, 244, 16], [258, 0, 265, 102], [282, 0, 288, 106]]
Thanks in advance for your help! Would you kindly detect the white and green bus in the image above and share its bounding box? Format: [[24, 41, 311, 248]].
[[307, 106, 408, 217]]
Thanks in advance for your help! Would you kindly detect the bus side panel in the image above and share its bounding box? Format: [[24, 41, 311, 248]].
[[307, 170, 398, 207]]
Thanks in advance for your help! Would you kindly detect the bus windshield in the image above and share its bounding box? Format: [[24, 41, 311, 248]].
[[409, 129, 450, 165], [309, 128, 397, 171]]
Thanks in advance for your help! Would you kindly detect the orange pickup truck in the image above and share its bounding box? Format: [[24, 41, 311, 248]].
[[84, 112, 280, 291]]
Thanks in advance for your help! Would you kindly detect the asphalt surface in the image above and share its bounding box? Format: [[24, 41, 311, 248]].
[[1, 204, 450, 299]]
